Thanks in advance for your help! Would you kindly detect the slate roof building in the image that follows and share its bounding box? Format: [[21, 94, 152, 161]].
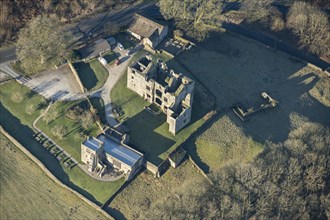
[[81, 128, 143, 180], [127, 14, 168, 49]]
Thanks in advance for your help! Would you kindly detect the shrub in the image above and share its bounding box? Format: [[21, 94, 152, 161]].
[[25, 104, 36, 115], [11, 92, 23, 103], [51, 125, 67, 140]]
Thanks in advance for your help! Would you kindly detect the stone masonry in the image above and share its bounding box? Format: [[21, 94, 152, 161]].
[[127, 55, 194, 135]]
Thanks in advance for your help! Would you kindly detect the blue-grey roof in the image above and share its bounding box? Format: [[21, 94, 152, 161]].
[[97, 134, 142, 167], [83, 138, 102, 151]]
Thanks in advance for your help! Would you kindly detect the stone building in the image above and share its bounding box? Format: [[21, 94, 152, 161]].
[[81, 128, 144, 180], [127, 55, 194, 134], [127, 14, 168, 49]]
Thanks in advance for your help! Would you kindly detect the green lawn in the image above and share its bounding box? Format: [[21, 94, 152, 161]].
[[36, 100, 100, 160], [73, 59, 108, 91], [110, 56, 213, 165], [185, 112, 263, 174], [0, 80, 124, 205], [0, 80, 48, 126]]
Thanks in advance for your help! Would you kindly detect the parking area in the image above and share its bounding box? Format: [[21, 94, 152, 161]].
[[26, 64, 83, 101]]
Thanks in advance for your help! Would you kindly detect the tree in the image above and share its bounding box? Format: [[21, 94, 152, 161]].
[[43, 106, 59, 124], [16, 16, 70, 74], [11, 92, 23, 103], [240, 0, 274, 22], [159, 0, 224, 41], [103, 21, 120, 36], [287, 1, 330, 56], [51, 125, 67, 140], [25, 104, 36, 115], [80, 110, 94, 129]]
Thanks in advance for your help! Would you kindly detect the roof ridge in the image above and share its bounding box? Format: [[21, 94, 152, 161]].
[[135, 13, 164, 29]]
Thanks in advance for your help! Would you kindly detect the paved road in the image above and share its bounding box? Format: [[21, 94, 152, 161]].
[[0, 1, 157, 65], [221, 22, 330, 70], [0, 47, 16, 63]]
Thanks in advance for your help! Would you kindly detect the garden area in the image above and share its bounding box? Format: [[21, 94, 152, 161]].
[[0, 80, 125, 205], [73, 59, 109, 91], [110, 53, 214, 165]]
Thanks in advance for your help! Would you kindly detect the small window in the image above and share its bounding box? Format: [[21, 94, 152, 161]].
[[147, 94, 151, 98], [131, 76, 134, 79], [146, 85, 151, 90], [164, 97, 168, 103], [184, 119, 187, 124]]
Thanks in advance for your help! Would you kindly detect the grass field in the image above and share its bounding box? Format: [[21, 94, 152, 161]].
[[0, 81, 125, 204], [177, 32, 330, 172], [107, 159, 205, 219], [73, 59, 108, 91], [110, 52, 214, 165], [185, 111, 263, 173], [0, 133, 109, 220]]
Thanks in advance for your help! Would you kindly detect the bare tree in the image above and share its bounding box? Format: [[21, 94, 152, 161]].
[[159, 0, 224, 41], [287, 1, 330, 56], [103, 21, 120, 36], [241, 0, 274, 22], [80, 110, 94, 129], [11, 92, 23, 103], [51, 125, 67, 140]]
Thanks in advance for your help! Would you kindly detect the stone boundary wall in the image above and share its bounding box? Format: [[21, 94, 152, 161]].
[[68, 62, 85, 93], [0, 126, 113, 220], [188, 155, 214, 185]]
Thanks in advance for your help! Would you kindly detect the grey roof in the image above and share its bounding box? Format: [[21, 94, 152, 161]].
[[83, 138, 103, 151], [97, 134, 142, 167], [128, 14, 165, 39], [78, 39, 111, 60]]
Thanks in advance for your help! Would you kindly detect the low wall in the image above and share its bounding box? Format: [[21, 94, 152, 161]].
[[0, 126, 113, 220], [188, 155, 214, 185], [68, 62, 85, 93], [143, 160, 159, 177]]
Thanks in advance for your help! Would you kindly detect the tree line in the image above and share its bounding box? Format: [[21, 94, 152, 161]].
[[159, 0, 330, 57], [142, 122, 330, 219], [0, 0, 132, 46]]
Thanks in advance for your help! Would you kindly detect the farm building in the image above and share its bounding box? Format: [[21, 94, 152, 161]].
[[127, 54, 195, 134], [127, 14, 168, 49], [81, 128, 144, 180]]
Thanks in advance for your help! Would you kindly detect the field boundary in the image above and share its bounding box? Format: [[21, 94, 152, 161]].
[[68, 61, 85, 93], [188, 155, 214, 185], [0, 126, 113, 220]]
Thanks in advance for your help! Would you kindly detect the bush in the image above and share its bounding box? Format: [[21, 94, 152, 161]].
[[66, 50, 81, 62], [51, 125, 67, 140], [11, 92, 24, 103], [25, 104, 36, 115]]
